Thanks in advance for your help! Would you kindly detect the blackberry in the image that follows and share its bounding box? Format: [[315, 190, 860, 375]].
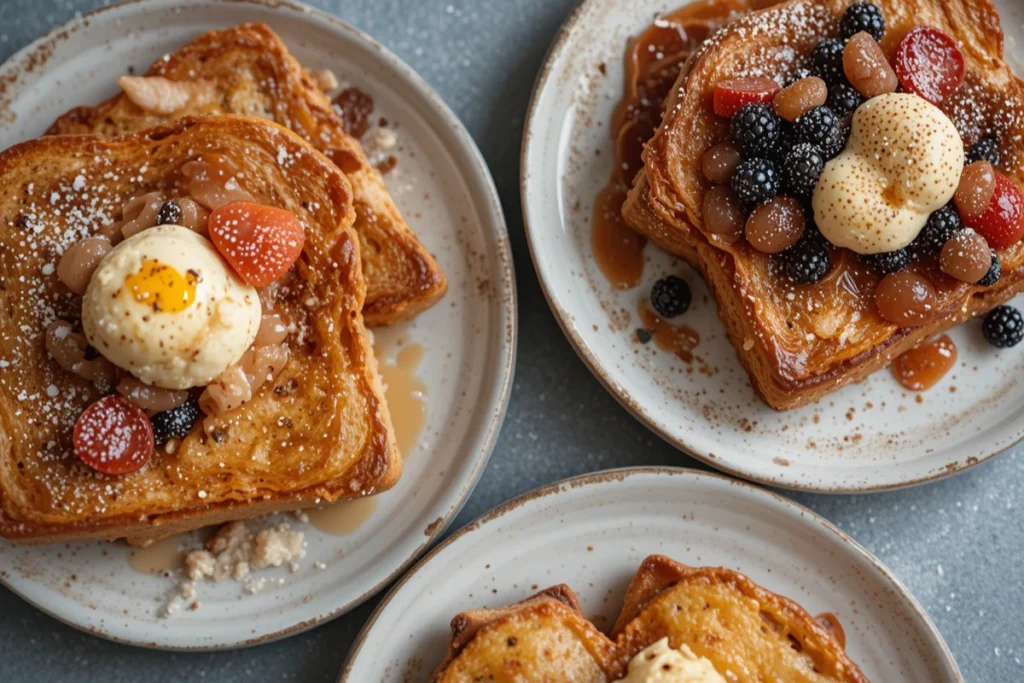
[[782, 142, 825, 198], [157, 200, 182, 226], [982, 305, 1024, 348], [650, 275, 692, 319], [802, 219, 826, 244], [967, 135, 1001, 166], [730, 103, 782, 158], [770, 121, 797, 164], [731, 158, 779, 208], [151, 399, 201, 446], [860, 248, 910, 276], [910, 204, 963, 257], [840, 2, 885, 42], [812, 38, 848, 87], [977, 251, 1002, 287], [779, 236, 831, 284], [795, 105, 845, 159], [826, 83, 863, 117]]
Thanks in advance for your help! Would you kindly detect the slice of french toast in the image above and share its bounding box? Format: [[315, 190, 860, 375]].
[[432, 585, 616, 682], [608, 555, 867, 682], [0, 116, 400, 544], [624, 0, 1024, 409], [431, 557, 865, 681], [48, 22, 447, 326]]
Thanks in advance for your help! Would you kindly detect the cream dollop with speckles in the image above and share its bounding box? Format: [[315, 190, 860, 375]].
[[813, 93, 964, 254], [82, 225, 261, 390], [620, 638, 727, 683]]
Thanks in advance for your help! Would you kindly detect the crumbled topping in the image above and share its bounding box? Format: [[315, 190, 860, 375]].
[[183, 519, 305, 583]]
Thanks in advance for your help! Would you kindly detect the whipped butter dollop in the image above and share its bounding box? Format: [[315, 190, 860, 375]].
[[812, 93, 964, 254], [83, 225, 261, 390], [620, 638, 726, 683]]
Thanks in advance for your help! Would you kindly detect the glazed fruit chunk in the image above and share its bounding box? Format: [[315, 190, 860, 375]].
[[713, 77, 780, 118], [208, 201, 306, 287], [954, 161, 997, 219], [875, 271, 937, 326], [746, 196, 806, 253], [701, 142, 743, 184], [939, 230, 991, 284], [73, 395, 155, 475], [843, 32, 898, 99], [772, 77, 827, 122], [893, 26, 964, 105], [702, 185, 746, 243]]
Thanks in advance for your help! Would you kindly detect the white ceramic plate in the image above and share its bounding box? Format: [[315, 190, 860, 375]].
[[521, 0, 1024, 492], [341, 467, 961, 681], [0, 0, 515, 649]]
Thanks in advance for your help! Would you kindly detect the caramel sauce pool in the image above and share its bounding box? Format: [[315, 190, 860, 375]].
[[639, 301, 700, 362], [377, 343, 428, 456], [306, 497, 380, 536], [592, 185, 647, 289], [891, 335, 957, 391], [590, 0, 755, 289], [128, 535, 186, 575]]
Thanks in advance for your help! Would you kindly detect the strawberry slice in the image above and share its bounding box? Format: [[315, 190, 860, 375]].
[[893, 26, 964, 105], [964, 172, 1024, 250], [208, 201, 306, 287], [74, 395, 154, 475], [713, 77, 780, 118]]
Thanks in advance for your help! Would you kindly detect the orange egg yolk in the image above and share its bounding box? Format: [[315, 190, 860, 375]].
[[125, 259, 198, 313]]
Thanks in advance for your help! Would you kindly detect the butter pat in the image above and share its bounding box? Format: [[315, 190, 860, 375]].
[[620, 638, 726, 683], [813, 93, 963, 254]]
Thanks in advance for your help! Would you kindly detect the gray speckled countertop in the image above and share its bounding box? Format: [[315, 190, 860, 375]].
[[0, 1, 1021, 681]]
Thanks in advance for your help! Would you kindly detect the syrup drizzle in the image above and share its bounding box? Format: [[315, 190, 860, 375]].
[[591, 0, 755, 289], [306, 333, 428, 537], [815, 612, 847, 649], [638, 301, 701, 363]]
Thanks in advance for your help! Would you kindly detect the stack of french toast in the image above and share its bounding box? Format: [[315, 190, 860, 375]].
[[615, 0, 1024, 409], [0, 24, 446, 544], [432, 555, 867, 682]]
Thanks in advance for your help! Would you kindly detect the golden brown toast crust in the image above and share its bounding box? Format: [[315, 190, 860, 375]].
[[433, 585, 614, 683], [0, 116, 400, 544], [433, 557, 864, 682], [47, 22, 447, 326], [626, 0, 1024, 409]]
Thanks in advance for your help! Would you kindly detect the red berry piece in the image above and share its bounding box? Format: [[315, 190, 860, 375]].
[[893, 26, 965, 105], [713, 77, 780, 118], [964, 172, 1024, 249], [73, 395, 154, 475], [208, 201, 306, 287]]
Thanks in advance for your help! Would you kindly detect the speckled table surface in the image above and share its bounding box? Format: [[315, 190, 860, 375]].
[[0, 0, 1021, 681]]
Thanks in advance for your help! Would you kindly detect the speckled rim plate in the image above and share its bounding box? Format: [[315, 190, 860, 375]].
[[520, 0, 1024, 493], [340, 467, 962, 681], [0, 0, 515, 650]]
